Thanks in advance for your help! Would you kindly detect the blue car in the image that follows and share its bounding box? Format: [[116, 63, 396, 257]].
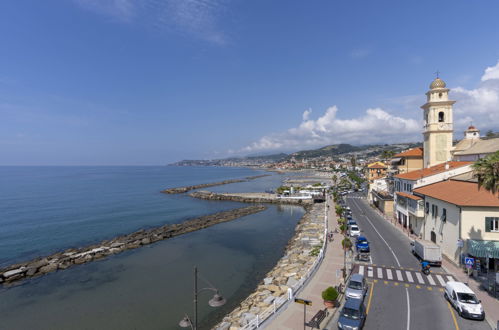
[[337, 297, 366, 329], [355, 236, 370, 253]]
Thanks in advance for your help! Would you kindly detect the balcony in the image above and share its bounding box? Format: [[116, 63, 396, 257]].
[[408, 199, 424, 217]]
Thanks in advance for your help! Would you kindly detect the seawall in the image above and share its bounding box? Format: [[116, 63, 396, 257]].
[[161, 174, 270, 194], [0, 205, 266, 287], [189, 191, 314, 205]]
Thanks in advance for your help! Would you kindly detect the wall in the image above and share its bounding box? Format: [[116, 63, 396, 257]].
[[461, 206, 499, 241], [423, 197, 461, 263]]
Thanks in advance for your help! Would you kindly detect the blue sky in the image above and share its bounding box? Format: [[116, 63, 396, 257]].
[[1, 0, 499, 165]]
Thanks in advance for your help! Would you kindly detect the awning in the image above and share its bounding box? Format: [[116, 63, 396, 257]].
[[467, 239, 499, 259], [391, 158, 402, 163]]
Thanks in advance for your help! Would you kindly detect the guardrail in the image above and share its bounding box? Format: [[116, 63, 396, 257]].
[[238, 199, 329, 329]]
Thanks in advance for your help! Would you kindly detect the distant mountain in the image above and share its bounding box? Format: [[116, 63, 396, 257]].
[[287, 144, 363, 159]]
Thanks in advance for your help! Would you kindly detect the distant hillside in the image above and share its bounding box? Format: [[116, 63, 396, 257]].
[[287, 144, 363, 159]]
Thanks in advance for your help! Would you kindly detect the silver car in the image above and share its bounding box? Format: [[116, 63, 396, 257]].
[[345, 273, 368, 300]]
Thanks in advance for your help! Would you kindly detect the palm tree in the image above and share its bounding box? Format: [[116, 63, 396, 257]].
[[472, 151, 499, 194]]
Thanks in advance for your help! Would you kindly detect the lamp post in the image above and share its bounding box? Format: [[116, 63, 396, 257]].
[[179, 266, 226, 330]]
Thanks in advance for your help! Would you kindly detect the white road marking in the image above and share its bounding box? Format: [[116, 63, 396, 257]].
[[386, 269, 393, 280], [415, 272, 425, 284], [446, 276, 454, 282], [368, 267, 373, 277], [426, 275, 436, 286], [436, 275, 446, 286], [396, 270, 403, 281], [377, 267, 383, 279], [406, 288, 411, 330], [349, 198, 401, 267], [406, 271, 414, 283], [358, 265, 364, 275]]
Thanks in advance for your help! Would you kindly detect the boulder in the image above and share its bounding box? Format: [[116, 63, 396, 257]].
[[286, 276, 298, 287], [110, 242, 124, 248], [39, 263, 58, 274], [141, 238, 151, 245], [3, 268, 25, 278], [4, 273, 24, 282], [263, 277, 273, 285]]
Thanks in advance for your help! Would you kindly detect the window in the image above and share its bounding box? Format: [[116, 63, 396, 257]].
[[438, 111, 445, 122], [431, 204, 438, 219], [425, 202, 429, 214], [442, 208, 447, 222], [485, 217, 499, 232]]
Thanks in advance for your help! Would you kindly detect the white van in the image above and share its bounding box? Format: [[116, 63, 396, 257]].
[[444, 281, 485, 320]]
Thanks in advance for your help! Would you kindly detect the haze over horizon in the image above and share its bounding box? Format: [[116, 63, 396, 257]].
[[1, 0, 499, 165]]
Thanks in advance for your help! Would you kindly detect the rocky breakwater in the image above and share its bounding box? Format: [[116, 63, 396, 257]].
[[161, 174, 270, 194], [189, 191, 314, 205], [0, 205, 266, 287], [214, 203, 325, 330]]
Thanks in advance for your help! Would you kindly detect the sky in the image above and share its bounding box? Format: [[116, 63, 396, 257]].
[[1, 0, 499, 165]]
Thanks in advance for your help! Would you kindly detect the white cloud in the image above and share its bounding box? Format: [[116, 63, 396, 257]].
[[75, 0, 228, 45], [481, 60, 499, 81], [240, 59, 499, 155], [242, 106, 421, 153], [452, 60, 499, 129]]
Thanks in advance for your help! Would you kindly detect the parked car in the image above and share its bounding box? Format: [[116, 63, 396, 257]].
[[337, 297, 366, 329], [445, 281, 485, 320], [349, 225, 360, 237], [355, 236, 370, 253], [347, 219, 357, 227], [345, 273, 368, 300]]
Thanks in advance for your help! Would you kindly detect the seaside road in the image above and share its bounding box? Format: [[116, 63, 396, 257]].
[[345, 195, 491, 330]]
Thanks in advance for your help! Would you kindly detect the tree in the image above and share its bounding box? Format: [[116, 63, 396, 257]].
[[472, 151, 499, 194], [350, 156, 356, 167]]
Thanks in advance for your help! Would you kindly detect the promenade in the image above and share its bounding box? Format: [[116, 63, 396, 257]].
[[265, 195, 345, 329]]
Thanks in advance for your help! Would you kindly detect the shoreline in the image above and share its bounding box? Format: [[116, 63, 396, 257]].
[[214, 202, 325, 329], [0, 205, 266, 287]]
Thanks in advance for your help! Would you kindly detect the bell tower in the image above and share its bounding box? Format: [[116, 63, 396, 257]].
[[421, 77, 455, 168]]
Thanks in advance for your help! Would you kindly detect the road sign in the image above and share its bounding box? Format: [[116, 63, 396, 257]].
[[294, 298, 312, 306], [456, 239, 464, 248], [465, 257, 474, 269]]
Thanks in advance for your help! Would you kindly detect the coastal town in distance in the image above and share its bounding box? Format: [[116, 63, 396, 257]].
[[1, 1, 499, 330]]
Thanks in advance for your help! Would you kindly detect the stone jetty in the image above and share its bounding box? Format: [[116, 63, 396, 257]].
[[214, 203, 325, 330], [161, 174, 270, 194], [0, 205, 266, 286], [189, 191, 314, 205]]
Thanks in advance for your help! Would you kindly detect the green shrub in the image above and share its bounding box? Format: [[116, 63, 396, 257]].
[[322, 286, 339, 301], [342, 238, 352, 249]]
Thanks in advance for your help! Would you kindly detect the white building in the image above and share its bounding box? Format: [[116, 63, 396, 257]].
[[414, 178, 499, 270]]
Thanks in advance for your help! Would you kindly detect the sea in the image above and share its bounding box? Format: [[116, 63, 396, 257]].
[[0, 166, 305, 330]]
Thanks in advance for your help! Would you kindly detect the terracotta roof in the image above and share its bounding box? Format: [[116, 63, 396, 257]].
[[396, 192, 422, 201], [368, 164, 387, 169], [414, 180, 499, 207], [393, 147, 423, 158], [394, 161, 472, 180]]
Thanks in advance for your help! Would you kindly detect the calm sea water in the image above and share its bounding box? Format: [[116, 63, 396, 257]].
[[0, 166, 305, 329]]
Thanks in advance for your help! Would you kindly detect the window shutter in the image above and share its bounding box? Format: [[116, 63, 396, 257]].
[[485, 217, 492, 232]]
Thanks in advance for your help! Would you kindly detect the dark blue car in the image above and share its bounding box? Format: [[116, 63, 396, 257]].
[[355, 236, 370, 253]]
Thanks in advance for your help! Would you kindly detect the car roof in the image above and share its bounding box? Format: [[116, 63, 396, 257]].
[[357, 236, 367, 241], [350, 273, 364, 282], [446, 281, 475, 294], [344, 297, 363, 309]]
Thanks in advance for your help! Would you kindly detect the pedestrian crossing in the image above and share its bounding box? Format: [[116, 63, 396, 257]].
[[353, 264, 455, 287]]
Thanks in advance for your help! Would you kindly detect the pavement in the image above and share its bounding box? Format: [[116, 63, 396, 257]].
[[264, 195, 347, 330]]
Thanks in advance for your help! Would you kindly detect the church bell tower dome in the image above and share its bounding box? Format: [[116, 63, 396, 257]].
[[430, 77, 446, 89]]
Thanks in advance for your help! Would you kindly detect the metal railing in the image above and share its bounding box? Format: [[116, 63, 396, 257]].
[[237, 200, 329, 329]]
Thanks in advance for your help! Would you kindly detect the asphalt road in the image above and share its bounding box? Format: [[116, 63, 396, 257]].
[[328, 193, 491, 330]]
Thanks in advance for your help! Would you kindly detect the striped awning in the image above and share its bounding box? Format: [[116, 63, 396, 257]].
[[467, 239, 499, 259]]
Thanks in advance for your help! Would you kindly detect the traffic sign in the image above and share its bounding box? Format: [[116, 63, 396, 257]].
[[456, 239, 464, 248], [294, 298, 312, 306], [465, 257, 474, 268]]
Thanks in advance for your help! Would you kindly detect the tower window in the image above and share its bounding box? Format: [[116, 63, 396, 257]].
[[438, 111, 445, 122], [438, 92, 442, 98]]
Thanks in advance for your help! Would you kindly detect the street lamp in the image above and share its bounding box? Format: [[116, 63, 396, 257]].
[[178, 266, 226, 329]]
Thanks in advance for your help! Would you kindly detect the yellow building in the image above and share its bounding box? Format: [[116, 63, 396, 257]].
[[366, 161, 387, 183], [390, 147, 423, 174]]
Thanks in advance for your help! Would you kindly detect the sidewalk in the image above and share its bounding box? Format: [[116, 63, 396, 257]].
[[373, 201, 499, 330], [265, 196, 346, 330]]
